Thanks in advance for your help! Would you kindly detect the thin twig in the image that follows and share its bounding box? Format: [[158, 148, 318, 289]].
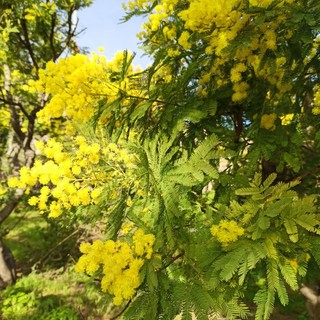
[[291, 164, 320, 182], [0, 211, 28, 238], [162, 251, 185, 270], [49, 12, 57, 60], [19, 19, 39, 71], [110, 300, 132, 320], [34, 228, 80, 268]]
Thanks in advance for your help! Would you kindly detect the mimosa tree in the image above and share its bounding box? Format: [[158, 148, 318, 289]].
[[7, 0, 320, 319]]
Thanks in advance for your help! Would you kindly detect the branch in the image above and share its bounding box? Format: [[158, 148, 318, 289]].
[[0, 211, 28, 238], [0, 201, 19, 224], [110, 300, 132, 320], [24, 103, 44, 152], [55, 6, 78, 58], [49, 12, 57, 60], [300, 283, 320, 306], [3, 65, 26, 142], [291, 164, 320, 182], [229, 106, 244, 143], [0, 97, 31, 120], [98, 80, 172, 106], [162, 251, 185, 270], [19, 19, 39, 71], [33, 228, 80, 269], [9, 106, 26, 142], [0, 190, 24, 224]]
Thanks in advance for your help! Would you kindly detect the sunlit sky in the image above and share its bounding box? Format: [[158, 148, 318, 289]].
[[77, 0, 151, 68]]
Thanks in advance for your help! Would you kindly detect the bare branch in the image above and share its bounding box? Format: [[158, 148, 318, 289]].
[[0, 97, 31, 120], [33, 229, 80, 269], [301, 284, 319, 305], [3, 65, 26, 142], [0, 190, 24, 224], [291, 164, 320, 182], [19, 19, 39, 71], [49, 12, 57, 60], [55, 6, 78, 58], [110, 300, 132, 320]]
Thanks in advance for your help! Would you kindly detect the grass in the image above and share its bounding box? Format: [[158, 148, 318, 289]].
[[0, 267, 113, 320], [0, 208, 118, 319]]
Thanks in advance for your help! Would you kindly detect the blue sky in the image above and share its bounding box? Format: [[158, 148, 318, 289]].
[[77, 0, 151, 68]]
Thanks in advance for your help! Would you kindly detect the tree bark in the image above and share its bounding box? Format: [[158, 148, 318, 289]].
[[0, 240, 16, 288], [300, 284, 320, 320]]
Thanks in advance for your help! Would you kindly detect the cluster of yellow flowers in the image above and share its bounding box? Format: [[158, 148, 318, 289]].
[[313, 86, 320, 115], [303, 35, 320, 65], [25, 51, 142, 126], [24, 2, 56, 21], [0, 109, 10, 128], [75, 229, 155, 305], [7, 136, 137, 217], [280, 113, 294, 126], [260, 113, 294, 130], [123, 0, 151, 11], [0, 10, 13, 60], [210, 219, 245, 246], [260, 113, 277, 130], [180, 0, 296, 100], [126, 0, 297, 102]]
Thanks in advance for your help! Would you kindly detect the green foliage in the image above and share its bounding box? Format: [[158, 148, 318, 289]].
[[0, 267, 114, 320], [128, 132, 220, 247], [207, 173, 320, 319], [1, 285, 79, 320], [4, 0, 320, 319], [1, 288, 39, 319], [38, 306, 79, 320]]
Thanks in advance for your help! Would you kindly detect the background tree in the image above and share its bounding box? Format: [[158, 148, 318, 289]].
[[6, 0, 320, 319], [0, 0, 92, 286]]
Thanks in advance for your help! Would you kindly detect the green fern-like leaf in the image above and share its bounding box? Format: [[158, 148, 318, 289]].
[[160, 182, 181, 216], [190, 284, 215, 320], [310, 238, 320, 268], [278, 262, 298, 290], [235, 187, 261, 196], [193, 134, 219, 159], [253, 285, 275, 320], [261, 173, 277, 189], [264, 197, 291, 217], [251, 172, 263, 187], [294, 214, 320, 234], [238, 242, 267, 285], [213, 246, 247, 281], [222, 297, 249, 319], [123, 291, 150, 320], [145, 261, 158, 292], [266, 260, 279, 292], [172, 281, 215, 320], [283, 219, 298, 243], [276, 277, 289, 306], [172, 282, 195, 319], [105, 194, 127, 239], [258, 215, 271, 230], [263, 236, 278, 259]]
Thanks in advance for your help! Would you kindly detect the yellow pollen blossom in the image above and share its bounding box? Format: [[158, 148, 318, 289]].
[[210, 220, 244, 246], [75, 229, 155, 305], [260, 113, 277, 130]]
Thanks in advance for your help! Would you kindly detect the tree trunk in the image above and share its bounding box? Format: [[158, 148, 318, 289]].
[[0, 240, 16, 289], [300, 284, 320, 320]]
